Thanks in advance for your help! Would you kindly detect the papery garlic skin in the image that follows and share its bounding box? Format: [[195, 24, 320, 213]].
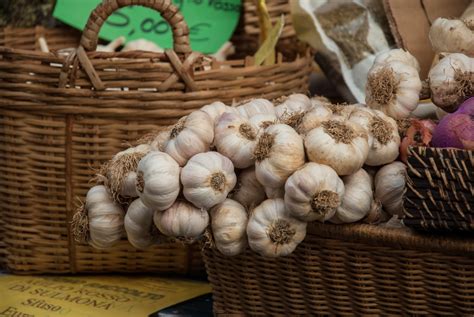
[[275, 93, 312, 118], [328, 104, 360, 120], [375, 162, 407, 217], [125, 198, 156, 249], [429, 18, 474, 57], [106, 144, 151, 201], [247, 198, 306, 257], [86, 185, 124, 249], [330, 168, 373, 224], [285, 163, 344, 222], [374, 49, 421, 72], [254, 124, 305, 188], [215, 112, 257, 168], [164, 110, 214, 166], [200, 101, 238, 125], [210, 199, 248, 256], [181, 151, 237, 209], [298, 103, 333, 134], [249, 113, 277, 131], [428, 53, 474, 113], [230, 167, 266, 209], [304, 119, 369, 176], [366, 61, 422, 119], [150, 129, 171, 151], [154, 200, 209, 239], [348, 107, 400, 166], [264, 186, 285, 199], [136, 151, 180, 211], [237, 99, 275, 118]]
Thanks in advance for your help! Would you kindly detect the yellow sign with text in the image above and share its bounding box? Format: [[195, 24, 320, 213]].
[[0, 275, 211, 317]]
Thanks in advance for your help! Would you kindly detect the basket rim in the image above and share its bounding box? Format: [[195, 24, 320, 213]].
[[309, 222, 474, 255]]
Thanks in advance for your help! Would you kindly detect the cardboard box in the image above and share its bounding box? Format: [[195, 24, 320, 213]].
[[384, 0, 470, 79]]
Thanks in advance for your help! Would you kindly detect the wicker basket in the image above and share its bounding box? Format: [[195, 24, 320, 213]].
[[0, 0, 312, 274], [403, 146, 473, 232], [203, 222, 474, 315]]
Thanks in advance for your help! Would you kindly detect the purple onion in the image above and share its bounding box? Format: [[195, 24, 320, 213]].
[[457, 97, 474, 116], [432, 111, 473, 149]]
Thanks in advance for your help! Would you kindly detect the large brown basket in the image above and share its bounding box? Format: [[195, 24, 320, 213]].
[[0, 0, 311, 274], [203, 223, 474, 315], [404, 146, 473, 231]]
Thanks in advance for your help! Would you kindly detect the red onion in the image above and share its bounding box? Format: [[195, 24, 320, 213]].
[[399, 119, 435, 163], [432, 106, 473, 150]]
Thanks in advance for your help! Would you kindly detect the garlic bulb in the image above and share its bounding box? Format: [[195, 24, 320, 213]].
[[330, 169, 373, 224], [375, 162, 407, 217], [164, 110, 214, 166], [366, 61, 422, 119], [122, 39, 163, 52], [264, 186, 284, 199], [215, 112, 257, 168], [275, 94, 312, 118], [297, 103, 333, 134], [200, 101, 238, 125], [310, 95, 332, 107], [85, 185, 124, 249], [136, 151, 180, 210], [428, 53, 473, 112], [254, 124, 305, 188], [284, 162, 344, 222], [154, 200, 209, 240], [210, 199, 248, 256], [230, 167, 266, 209], [429, 17, 474, 57], [304, 119, 369, 176], [247, 198, 306, 257], [181, 151, 237, 209], [237, 99, 275, 118], [348, 107, 400, 166], [150, 129, 171, 151], [374, 49, 420, 72], [105, 144, 151, 201], [125, 198, 156, 249], [249, 113, 277, 130]]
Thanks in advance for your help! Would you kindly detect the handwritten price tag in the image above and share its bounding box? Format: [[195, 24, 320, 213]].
[[53, 0, 241, 54]]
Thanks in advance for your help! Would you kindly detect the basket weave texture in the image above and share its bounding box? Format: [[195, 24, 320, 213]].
[[404, 146, 473, 231], [203, 222, 474, 315], [0, 0, 311, 274]]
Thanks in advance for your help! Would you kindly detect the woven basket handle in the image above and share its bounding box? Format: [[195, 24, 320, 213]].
[[80, 0, 191, 54]]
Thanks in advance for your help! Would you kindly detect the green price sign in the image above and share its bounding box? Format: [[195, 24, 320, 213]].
[[53, 0, 241, 54]]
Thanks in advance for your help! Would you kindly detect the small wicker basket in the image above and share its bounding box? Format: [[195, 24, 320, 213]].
[[203, 222, 474, 315], [0, 0, 312, 274], [403, 146, 473, 231]]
